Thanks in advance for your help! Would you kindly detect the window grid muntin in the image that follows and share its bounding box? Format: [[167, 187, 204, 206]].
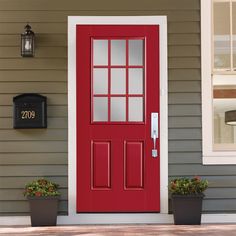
[[92, 37, 145, 123]]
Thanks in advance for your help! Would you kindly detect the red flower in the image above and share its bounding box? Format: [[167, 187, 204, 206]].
[[194, 176, 201, 182], [171, 182, 176, 189], [35, 191, 42, 197]]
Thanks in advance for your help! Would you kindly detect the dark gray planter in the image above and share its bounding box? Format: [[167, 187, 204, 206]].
[[171, 194, 204, 225], [27, 196, 59, 227]]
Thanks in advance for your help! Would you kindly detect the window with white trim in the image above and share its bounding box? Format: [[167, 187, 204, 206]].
[[201, 0, 236, 164]]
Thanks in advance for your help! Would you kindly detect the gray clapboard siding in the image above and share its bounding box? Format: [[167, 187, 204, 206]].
[[169, 69, 201, 81], [169, 93, 201, 104], [0, 33, 200, 48], [0, 189, 67, 201], [0, 141, 67, 153], [0, 176, 68, 188], [0, 23, 67, 34], [0, 82, 66, 93], [0, 10, 200, 23], [169, 58, 201, 69], [0, 0, 200, 11], [0, 130, 67, 141], [168, 34, 200, 45], [0, 59, 67, 70], [205, 188, 236, 199], [0, 165, 67, 177], [169, 152, 202, 164], [203, 199, 236, 212], [169, 105, 201, 116], [47, 106, 68, 117], [0, 200, 67, 214], [0, 105, 67, 118], [0, 47, 67, 58], [169, 140, 202, 152], [169, 81, 201, 92], [168, 46, 200, 57], [169, 129, 201, 140], [169, 164, 236, 176], [169, 175, 236, 188], [0, 71, 67, 82], [0, 34, 67, 47], [0, 118, 67, 129], [169, 22, 200, 33], [0, 153, 67, 165], [0, 94, 67, 105], [169, 116, 201, 128], [0, 22, 200, 35], [205, 176, 236, 188]]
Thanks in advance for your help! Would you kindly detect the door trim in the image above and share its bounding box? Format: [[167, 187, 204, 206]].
[[68, 16, 168, 220]]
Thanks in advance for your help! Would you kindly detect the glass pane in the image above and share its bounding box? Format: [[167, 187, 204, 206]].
[[111, 40, 126, 65], [93, 97, 108, 122], [111, 68, 126, 94], [93, 68, 108, 94], [213, 85, 236, 145], [129, 40, 143, 66], [128, 68, 143, 94], [213, 2, 230, 69], [93, 40, 108, 65], [111, 97, 126, 121], [128, 97, 143, 122], [233, 2, 236, 68]]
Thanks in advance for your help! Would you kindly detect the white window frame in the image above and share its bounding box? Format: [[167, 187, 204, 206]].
[[201, 0, 236, 164]]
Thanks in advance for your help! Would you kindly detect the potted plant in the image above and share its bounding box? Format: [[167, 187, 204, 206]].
[[23, 178, 60, 227], [169, 176, 208, 225]]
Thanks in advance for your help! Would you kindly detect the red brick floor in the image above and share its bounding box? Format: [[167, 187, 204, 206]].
[[0, 224, 236, 236]]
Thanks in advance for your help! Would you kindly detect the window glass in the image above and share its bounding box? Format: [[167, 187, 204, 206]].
[[93, 40, 108, 65], [213, 86, 236, 146], [128, 97, 143, 122], [111, 97, 126, 121], [93, 69, 108, 94], [213, 2, 230, 69], [129, 40, 143, 65], [233, 2, 236, 68], [111, 40, 126, 65], [93, 97, 108, 122], [128, 68, 143, 94], [111, 69, 126, 94]]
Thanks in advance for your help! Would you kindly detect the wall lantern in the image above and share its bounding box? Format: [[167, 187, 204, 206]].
[[21, 24, 35, 57], [225, 110, 236, 125]]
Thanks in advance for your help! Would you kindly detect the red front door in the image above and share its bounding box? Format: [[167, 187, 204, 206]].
[[76, 25, 160, 212]]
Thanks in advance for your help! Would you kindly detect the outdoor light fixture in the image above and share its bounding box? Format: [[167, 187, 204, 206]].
[[225, 110, 236, 125], [21, 24, 35, 57]]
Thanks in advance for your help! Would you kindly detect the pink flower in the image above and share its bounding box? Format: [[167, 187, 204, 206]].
[[35, 191, 42, 197]]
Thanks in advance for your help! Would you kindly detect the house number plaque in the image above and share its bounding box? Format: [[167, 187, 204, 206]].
[[13, 93, 47, 128]]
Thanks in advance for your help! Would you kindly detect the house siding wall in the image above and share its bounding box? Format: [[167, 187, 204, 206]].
[[0, 0, 235, 216]]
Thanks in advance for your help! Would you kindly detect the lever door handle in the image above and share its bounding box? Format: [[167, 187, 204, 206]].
[[151, 113, 158, 158]]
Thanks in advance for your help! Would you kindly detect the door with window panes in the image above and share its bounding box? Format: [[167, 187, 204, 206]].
[[76, 25, 160, 212]]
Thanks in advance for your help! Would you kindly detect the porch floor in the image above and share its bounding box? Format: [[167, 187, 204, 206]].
[[0, 224, 236, 236]]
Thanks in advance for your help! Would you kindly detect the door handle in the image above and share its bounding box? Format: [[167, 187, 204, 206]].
[[151, 113, 158, 158]]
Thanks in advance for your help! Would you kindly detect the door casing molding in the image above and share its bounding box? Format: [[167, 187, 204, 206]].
[[68, 16, 168, 222]]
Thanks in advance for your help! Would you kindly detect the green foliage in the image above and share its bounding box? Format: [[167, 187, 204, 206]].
[[23, 178, 60, 197], [169, 176, 208, 195]]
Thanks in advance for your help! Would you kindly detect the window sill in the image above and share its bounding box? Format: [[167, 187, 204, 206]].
[[203, 155, 236, 165]]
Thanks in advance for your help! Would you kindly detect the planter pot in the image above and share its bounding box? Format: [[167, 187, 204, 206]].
[[27, 196, 59, 227], [171, 194, 204, 225]]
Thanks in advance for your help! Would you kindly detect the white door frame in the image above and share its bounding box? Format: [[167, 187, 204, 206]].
[[68, 16, 168, 224]]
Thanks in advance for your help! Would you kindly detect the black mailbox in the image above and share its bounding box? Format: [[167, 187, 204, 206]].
[[13, 93, 47, 128]]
